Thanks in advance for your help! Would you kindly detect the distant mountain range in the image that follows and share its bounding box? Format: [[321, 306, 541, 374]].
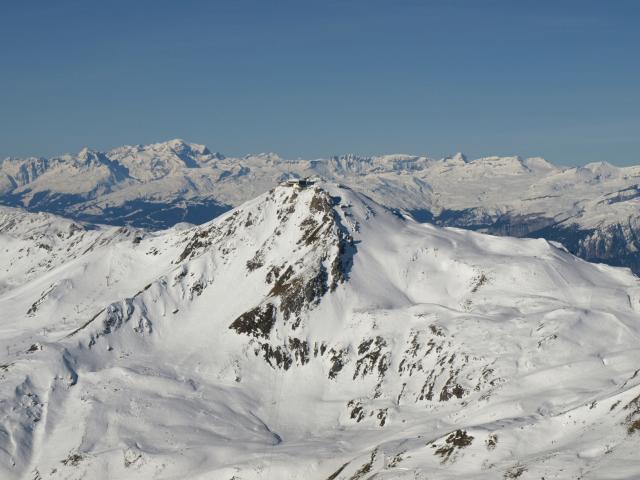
[[2, 139, 640, 274]]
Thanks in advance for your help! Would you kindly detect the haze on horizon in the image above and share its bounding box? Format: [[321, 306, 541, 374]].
[[1, 0, 638, 166]]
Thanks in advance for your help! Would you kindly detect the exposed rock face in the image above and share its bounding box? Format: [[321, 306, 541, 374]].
[[227, 187, 357, 371]]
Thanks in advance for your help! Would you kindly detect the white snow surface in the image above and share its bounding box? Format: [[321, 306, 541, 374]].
[[1, 183, 640, 479]]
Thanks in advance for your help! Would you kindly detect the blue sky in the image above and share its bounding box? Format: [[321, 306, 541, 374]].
[[1, 0, 638, 165]]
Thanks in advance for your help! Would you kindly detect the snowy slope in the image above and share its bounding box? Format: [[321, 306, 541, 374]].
[[1, 183, 640, 479], [2, 140, 640, 273]]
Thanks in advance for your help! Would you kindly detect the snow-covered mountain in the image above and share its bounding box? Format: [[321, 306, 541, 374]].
[[2, 140, 640, 274], [1, 183, 640, 479], [0, 140, 229, 229]]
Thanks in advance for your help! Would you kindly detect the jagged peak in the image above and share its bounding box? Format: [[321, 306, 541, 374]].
[[78, 146, 95, 156], [175, 181, 398, 273], [73, 147, 116, 167], [444, 152, 468, 163], [157, 182, 366, 346], [78, 146, 102, 159]]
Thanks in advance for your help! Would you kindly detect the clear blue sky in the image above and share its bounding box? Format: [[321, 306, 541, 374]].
[[1, 0, 638, 165]]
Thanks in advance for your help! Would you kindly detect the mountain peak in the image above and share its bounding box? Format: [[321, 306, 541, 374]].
[[446, 152, 468, 163], [139, 139, 217, 157], [152, 138, 194, 154], [77, 146, 98, 159], [76, 147, 112, 167], [166, 138, 188, 148]]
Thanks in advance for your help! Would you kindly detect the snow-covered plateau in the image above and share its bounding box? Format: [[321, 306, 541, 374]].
[[2, 139, 640, 273], [1, 182, 640, 479]]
